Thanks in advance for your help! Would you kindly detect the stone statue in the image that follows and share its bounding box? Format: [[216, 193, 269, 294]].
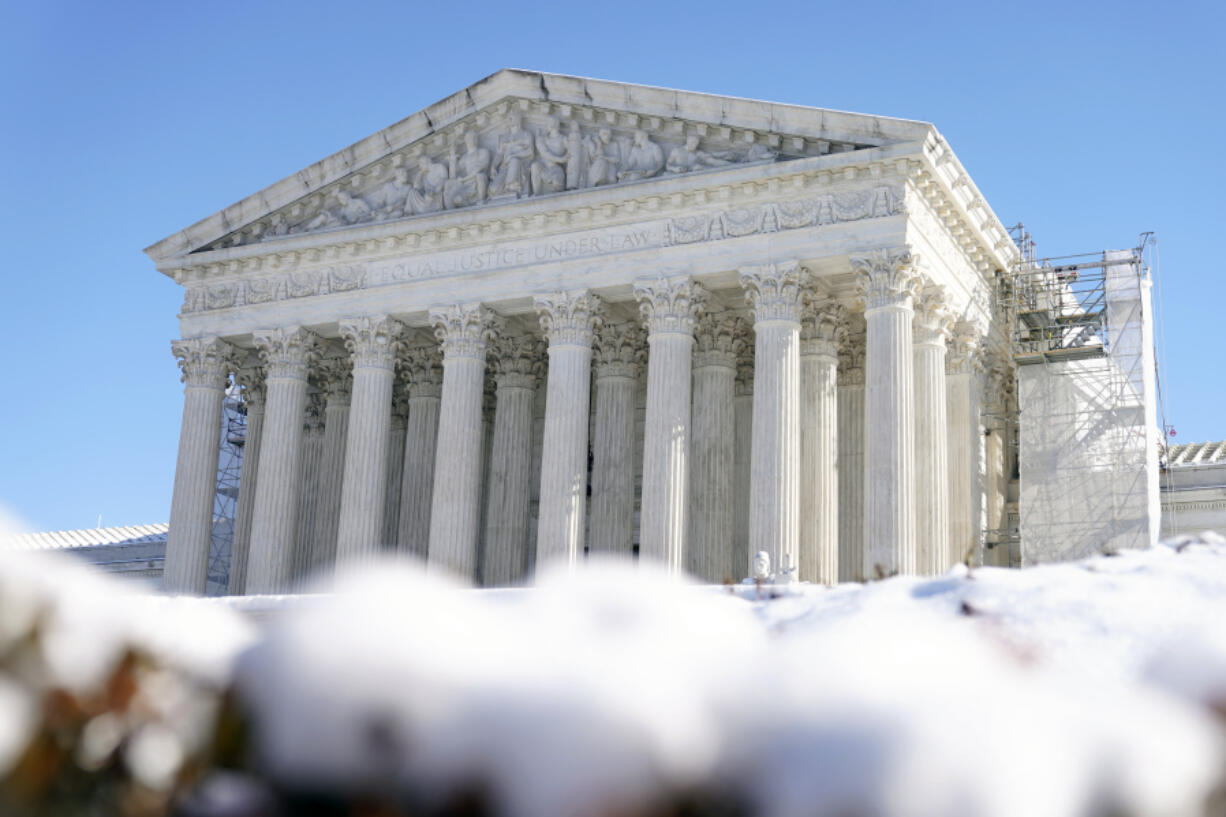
[[618, 129, 664, 182], [490, 113, 535, 197], [750, 550, 771, 582], [371, 168, 413, 219], [266, 213, 288, 238], [665, 134, 732, 175], [443, 130, 490, 210], [584, 127, 622, 187], [565, 123, 586, 190], [304, 189, 373, 231], [407, 155, 447, 215], [743, 143, 777, 163], [530, 117, 568, 195]]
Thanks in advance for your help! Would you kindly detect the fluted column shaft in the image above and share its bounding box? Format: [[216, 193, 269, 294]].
[[228, 368, 264, 595], [732, 356, 754, 578], [309, 360, 351, 574], [397, 346, 443, 557], [837, 335, 866, 582], [336, 316, 403, 562], [741, 263, 808, 579], [946, 324, 984, 569], [165, 338, 237, 595], [800, 350, 840, 585], [688, 314, 741, 582], [428, 304, 500, 579], [535, 292, 601, 569], [290, 398, 325, 583], [855, 249, 922, 578], [382, 393, 409, 549], [636, 278, 705, 573], [914, 293, 953, 575], [482, 372, 539, 583], [247, 328, 320, 594], [589, 322, 643, 556]]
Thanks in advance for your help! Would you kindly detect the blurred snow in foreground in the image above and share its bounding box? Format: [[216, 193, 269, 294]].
[[3, 533, 1226, 817]]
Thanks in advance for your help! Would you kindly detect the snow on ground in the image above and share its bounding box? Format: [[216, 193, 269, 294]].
[[4, 533, 1226, 816]]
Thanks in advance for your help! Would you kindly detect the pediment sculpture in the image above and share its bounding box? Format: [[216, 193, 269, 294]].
[[211, 109, 801, 250]]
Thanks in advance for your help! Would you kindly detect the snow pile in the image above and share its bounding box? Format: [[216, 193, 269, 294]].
[[0, 549, 255, 813], [230, 536, 1226, 817]]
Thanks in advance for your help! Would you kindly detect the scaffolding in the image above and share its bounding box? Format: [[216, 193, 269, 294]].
[[205, 383, 245, 595]]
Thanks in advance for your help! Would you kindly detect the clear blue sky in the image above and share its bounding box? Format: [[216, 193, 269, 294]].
[[1, 1, 1222, 532]]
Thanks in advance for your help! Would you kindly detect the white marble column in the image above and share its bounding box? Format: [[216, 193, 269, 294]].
[[534, 291, 602, 570], [799, 301, 845, 585], [635, 276, 705, 573], [688, 313, 740, 582], [982, 360, 1012, 567], [228, 364, 265, 595], [165, 337, 239, 595], [482, 335, 544, 584], [397, 345, 443, 557], [914, 289, 955, 576], [853, 248, 923, 578], [589, 322, 644, 556], [427, 304, 501, 579], [308, 356, 351, 573], [741, 262, 808, 579], [732, 343, 754, 579], [246, 327, 321, 594], [946, 322, 984, 570], [336, 316, 403, 563], [290, 394, 325, 583], [837, 333, 866, 582], [382, 386, 409, 549]]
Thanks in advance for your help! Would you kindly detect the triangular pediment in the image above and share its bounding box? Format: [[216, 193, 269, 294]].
[[146, 70, 935, 263]]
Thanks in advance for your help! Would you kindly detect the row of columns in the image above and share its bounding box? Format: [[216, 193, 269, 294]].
[[166, 247, 993, 594]]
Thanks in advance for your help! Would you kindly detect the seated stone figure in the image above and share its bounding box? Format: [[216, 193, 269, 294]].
[[666, 134, 732, 174], [443, 130, 490, 210], [490, 113, 535, 197], [371, 168, 413, 219], [584, 127, 622, 187], [618, 129, 664, 182], [407, 155, 448, 215], [304, 189, 373, 231], [531, 117, 568, 195]]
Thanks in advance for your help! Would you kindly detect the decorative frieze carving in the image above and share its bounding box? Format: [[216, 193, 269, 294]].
[[340, 315, 404, 370], [207, 104, 797, 250], [634, 276, 707, 336], [800, 300, 848, 357], [741, 261, 810, 324], [398, 344, 444, 399], [593, 321, 646, 379], [429, 303, 502, 361], [170, 337, 240, 389], [693, 312, 744, 369], [913, 288, 955, 348], [490, 335, 546, 390], [947, 321, 985, 375], [533, 290, 604, 347], [852, 247, 923, 311]]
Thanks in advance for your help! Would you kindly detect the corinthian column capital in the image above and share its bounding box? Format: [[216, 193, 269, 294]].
[[429, 303, 502, 361], [490, 334, 546, 389], [852, 247, 923, 311], [534, 290, 604, 347], [234, 364, 267, 411], [838, 332, 866, 387], [693, 311, 743, 369], [593, 321, 646, 379], [947, 321, 986, 375], [800, 300, 848, 357], [398, 343, 444, 398], [340, 315, 404, 370], [913, 288, 956, 348], [252, 327, 323, 381], [317, 355, 354, 404], [634, 276, 707, 335], [740, 261, 810, 324], [171, 337, 240, 389]]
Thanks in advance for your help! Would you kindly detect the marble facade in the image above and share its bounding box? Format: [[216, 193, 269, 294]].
[[149, 70, 1019, 593]]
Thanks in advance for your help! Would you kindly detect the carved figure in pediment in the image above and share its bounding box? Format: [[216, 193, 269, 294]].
[[584, 127, 622, 187], [304, 189, 373, 231], [618, 129, 664, 182], [743, 143, 777, 163], [565, 123, 586, 190], [266, 213, 288, 238], [443, 130, 490, 210], [666, 134, 733, 175], [371, 168, 413, 219], [490, 112, 535, 198], [530, 117, 568, 195], [407, 155, 447, 215]]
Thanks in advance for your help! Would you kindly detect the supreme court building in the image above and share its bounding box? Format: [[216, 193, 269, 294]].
[[147, 70, 1033, 595]]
